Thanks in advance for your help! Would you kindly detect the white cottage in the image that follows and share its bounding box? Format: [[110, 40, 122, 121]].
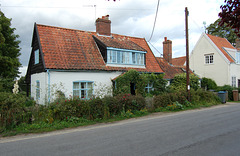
[[25, 15, 163, 104], [190, 33, 240, 87]]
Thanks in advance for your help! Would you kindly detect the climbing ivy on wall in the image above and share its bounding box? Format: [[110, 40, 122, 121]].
[[114, 69, 167, 96]]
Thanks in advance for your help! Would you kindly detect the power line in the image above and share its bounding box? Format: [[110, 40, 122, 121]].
[[148, 0, 160, 42], [147, 41, 162, 56]]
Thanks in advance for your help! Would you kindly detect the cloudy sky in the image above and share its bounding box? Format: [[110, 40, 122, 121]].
[[1, 0, 223, 76]]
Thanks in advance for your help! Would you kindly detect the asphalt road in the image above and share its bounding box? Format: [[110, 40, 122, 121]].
[[1, 103, 240, 156]]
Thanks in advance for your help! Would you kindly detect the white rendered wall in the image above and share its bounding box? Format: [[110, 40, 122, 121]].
[[190, 34, 230, 86], [48, 70, 122, 102], [230, 63, 240, 87], [31, 72, 48, 105]]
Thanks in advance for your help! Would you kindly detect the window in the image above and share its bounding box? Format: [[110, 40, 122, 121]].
[[107, 48, 146, 65], [35, 49, 39, 64], [145, 83, 154, 93], [232, 76, 236, 87], [36, 80, 40, 100], [73, 81, 93, 99], [205, 54, 213, 64]]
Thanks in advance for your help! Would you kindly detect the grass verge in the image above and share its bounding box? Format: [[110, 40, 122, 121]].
[[1, 102, 223, 137]]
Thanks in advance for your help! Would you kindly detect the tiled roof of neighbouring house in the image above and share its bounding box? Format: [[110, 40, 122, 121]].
[[172, 56, 186, 67], [207, 34, 235, 63], [36, 24, 163, 73], [156, 57, 186, 79]]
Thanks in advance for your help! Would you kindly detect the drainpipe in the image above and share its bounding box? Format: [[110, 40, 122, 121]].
[[47, 69, 51, 103]]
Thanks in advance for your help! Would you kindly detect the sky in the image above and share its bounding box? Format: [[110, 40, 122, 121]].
[[0, 0, 224, 77]]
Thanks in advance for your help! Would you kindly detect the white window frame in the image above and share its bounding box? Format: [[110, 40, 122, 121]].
[[73, 81, 93, 99], [232, 76, 236, 87], [36, 80, 40, 100], [205, 54, 213, 64], [34, 49, 39, 64]]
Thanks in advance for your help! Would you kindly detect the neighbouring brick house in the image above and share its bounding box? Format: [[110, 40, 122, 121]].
[[25, 15, 163, 104], [156, 37, 188, 84]]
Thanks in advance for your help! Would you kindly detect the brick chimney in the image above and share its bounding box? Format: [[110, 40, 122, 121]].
[[95, 15, 111, 36], [163, 37, 172, 64]]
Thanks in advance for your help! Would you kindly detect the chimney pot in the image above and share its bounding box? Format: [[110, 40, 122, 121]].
[[164, 37, 167, 41]]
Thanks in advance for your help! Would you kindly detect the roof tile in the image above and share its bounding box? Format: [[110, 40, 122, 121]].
[[206, 34, 235, 63], [37, 24, 163, 73]]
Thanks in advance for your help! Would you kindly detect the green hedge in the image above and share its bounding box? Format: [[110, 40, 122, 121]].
[[153, 89, 220, 109]]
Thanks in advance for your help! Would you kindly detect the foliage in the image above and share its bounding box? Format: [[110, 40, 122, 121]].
[[0, 92, 35, 130], [190, 89, 221, 104], [201, 77, 218, 90], [0, 11, 21, 91], [153, 89, 220, 110], [166, 101, 184, 111], [18, 76, 27, 92], [114, 69, 167, 97], [142, 73, 167, 95], [114, 69, 144, 95], [219, 0, 240, 37], [153, 93, 172, 108], [206, 18, 237, 45], [170, 73, 200, 91], [216, 85, 236, 101]]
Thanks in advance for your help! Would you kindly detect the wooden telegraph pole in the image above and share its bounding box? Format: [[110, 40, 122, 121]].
[[185, 7, 190, 101]]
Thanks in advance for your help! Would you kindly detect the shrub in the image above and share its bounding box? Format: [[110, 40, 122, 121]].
[[102, 96, 122, 116], [0, 92, 33, 130], [201, 77, 217, 90], [88, 97, 104, 119], [190, 89, 221, 104], [166, 101, 184, 111], [170, 73, 200, 91], [153, 93, 172, 108]]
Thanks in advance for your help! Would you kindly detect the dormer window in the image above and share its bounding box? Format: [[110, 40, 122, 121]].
[[107, 47, 146, 65], [34, 49, 39, 64]]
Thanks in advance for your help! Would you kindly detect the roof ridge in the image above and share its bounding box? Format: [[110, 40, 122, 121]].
[[36, 23, 145, 40]]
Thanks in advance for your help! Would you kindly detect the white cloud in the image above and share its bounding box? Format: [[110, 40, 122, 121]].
[[1, 0, 223, 68]]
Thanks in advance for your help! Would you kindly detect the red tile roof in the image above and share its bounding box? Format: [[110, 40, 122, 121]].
[[206, 34, 235, 63], [36, 24, 163, 73], [172, 56, 186, 67], [156, 57, 186, 79]]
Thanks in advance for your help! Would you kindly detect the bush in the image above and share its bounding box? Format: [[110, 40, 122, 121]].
[[153, 93, 172, 108], [201, 77, 217, 90], [0, 92, 34, 130], [114, 94, 146, 112], [88, 97, 104, 119], [170, 73, 200, 91], [190, 89, 221, 104], [102, 96, 122, 115]]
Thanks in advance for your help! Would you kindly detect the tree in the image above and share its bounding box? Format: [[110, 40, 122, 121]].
[[219, 0, 240, 37], [0, 11, 21, 91], [206, 18, 237, 45]]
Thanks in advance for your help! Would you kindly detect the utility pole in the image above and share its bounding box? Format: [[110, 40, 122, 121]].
[[185, 7, 190, 101]]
